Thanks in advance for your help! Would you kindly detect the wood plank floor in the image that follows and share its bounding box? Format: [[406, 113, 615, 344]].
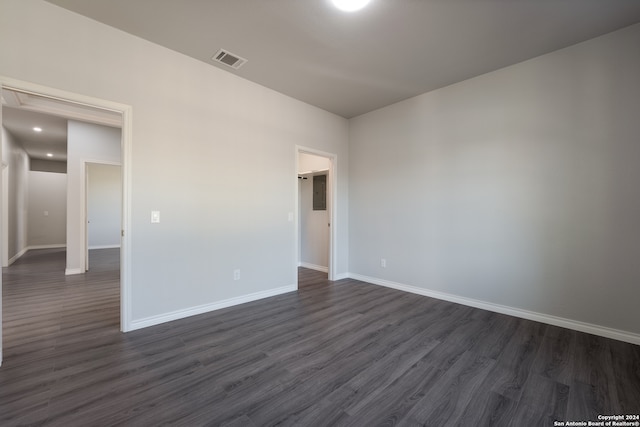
[[1, 248, 639, 426]]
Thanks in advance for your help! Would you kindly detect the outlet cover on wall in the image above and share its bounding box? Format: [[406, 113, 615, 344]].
[[234, 269, 241, 280], [151, 211, 160, 223], [381, 258, 387, 268]]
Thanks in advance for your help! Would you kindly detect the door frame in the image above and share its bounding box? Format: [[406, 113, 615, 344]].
[[83, 160, 122, 272], [295, 146, 338, 282], [1, 163, 8, 268], [0, 76, 133, 343]]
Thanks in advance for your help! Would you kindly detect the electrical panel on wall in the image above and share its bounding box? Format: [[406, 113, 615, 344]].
[[313, 174, 327, 211]]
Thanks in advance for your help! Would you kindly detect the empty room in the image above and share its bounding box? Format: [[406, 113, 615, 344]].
[[1, 0, 639, 425]]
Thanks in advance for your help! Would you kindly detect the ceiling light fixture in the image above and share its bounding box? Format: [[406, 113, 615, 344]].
[[33, 127, 42, 132], [331, 0, 371, 12], [46, 153, 53, 157]]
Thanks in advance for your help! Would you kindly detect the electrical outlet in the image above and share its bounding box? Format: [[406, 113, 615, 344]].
[[381, 258, 387, 268], [234, 269, 241, 280]]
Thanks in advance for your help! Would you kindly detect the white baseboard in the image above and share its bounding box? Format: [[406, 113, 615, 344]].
[[130, 284, 297, 331], [6, 245, 66, 266], [89, 245, 121, 250], [298, 263, 350, 281], [299, 262, 328, 273], [348, 273, 640, 346], [7, 247, 29, 266], [28, 244, 66, 250], [65, 268, 83, 275]]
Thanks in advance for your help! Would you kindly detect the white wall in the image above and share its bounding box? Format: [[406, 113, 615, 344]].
[[0, 0, 349, 325], [1, 125, 29, 264], [27, 170, 66, 247], [349, 24, 640, 337], [67, 120, 121, 273], [87, 163, 121, 249], [299, 153, 330, 174]]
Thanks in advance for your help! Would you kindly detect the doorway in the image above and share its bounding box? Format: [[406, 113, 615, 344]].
[[0, 76, 133, 366], [296, 147, 337, 283], [85, 162, 122, 271]]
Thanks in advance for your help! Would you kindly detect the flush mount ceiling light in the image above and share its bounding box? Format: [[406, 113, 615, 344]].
[[33, 127, 42, 132], [331, 0, 371, 12], [46, 153, 53, 157]]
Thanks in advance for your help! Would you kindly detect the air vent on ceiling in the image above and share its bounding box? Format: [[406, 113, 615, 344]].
[[212, 49, 248, 70]]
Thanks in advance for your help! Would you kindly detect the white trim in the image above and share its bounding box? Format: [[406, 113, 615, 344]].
[[7, 247, 29, 266], [88, 244, 121, 250], [120, 108, 133, 332], [28, 244, 66, 250], [129, 285, 297, 331], [349, 273, 640, 346], [2, 165, 8, 267], [333, 272, 349, 281], [1, 75, 134, 333], [299, 262, 328, 273], [65, 268, 83, 275]]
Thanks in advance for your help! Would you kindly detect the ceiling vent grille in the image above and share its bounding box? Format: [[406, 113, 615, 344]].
[[212, 49, 248, 70]]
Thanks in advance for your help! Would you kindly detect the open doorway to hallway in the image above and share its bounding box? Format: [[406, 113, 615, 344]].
[[1, 77, 132, 366], [1, 247, 121, 371], [1, 87, 123, 275]]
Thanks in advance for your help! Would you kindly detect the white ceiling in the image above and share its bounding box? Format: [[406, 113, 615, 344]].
[[44, 0, 640, 118], [1, 89, 122, 161], [2, 106, 68, 161]]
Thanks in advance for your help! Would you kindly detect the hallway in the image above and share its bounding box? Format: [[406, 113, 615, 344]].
[[1, 248, 120, 423]]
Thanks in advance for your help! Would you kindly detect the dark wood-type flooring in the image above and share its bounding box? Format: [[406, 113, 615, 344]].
[[1, 248, 639, 426]]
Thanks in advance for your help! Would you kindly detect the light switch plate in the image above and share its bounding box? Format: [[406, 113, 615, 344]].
[[151, 211, 160, 223]]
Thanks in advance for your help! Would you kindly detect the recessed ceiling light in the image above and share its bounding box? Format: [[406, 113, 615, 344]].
[[33, 127, 42, 132], [331, 0, 371, 12], [46, 153, 53, 157]]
